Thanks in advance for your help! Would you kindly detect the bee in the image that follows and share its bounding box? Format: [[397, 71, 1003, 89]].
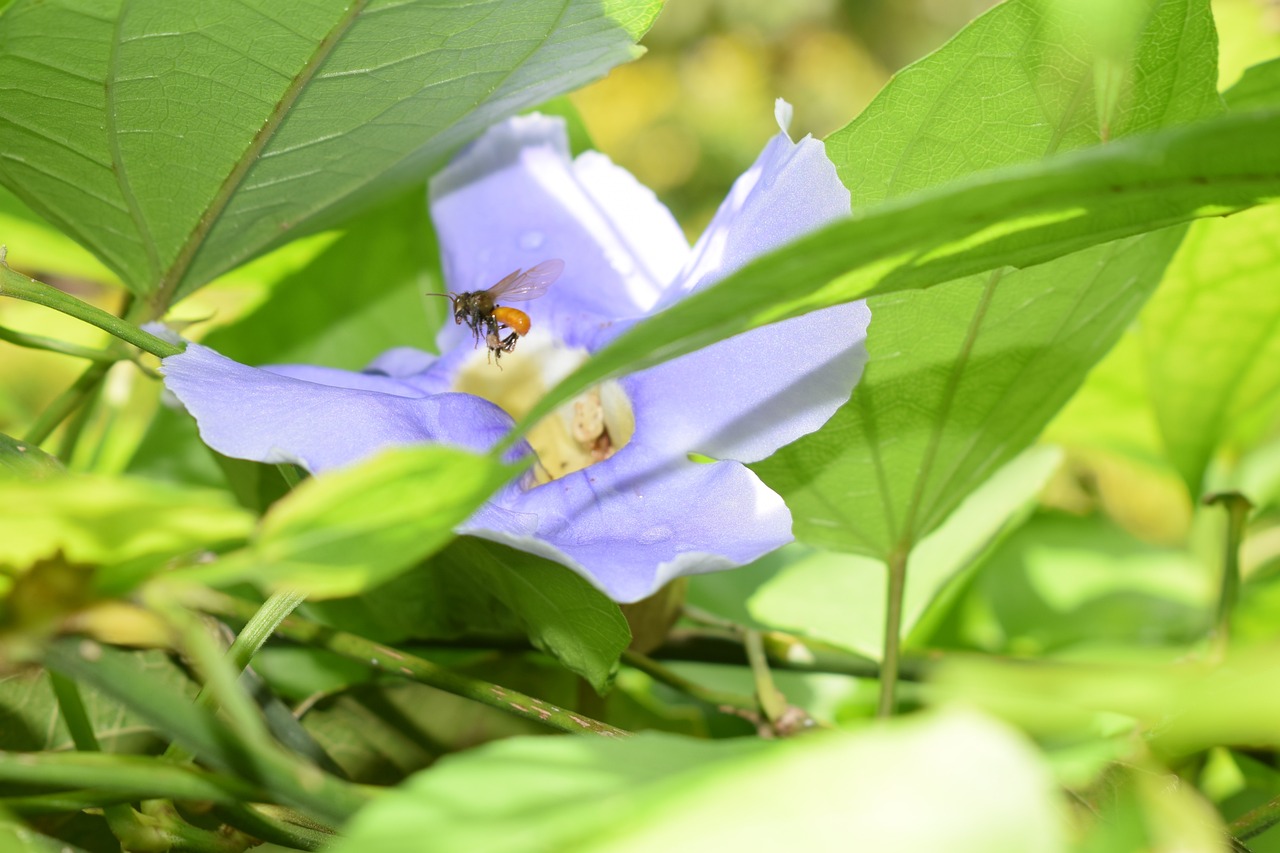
[[429, 259, 564, 363]]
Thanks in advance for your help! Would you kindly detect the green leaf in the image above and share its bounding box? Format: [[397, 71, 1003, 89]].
[[930, 512, 1210, 654], [749, 446, 1061, 658], [0, 473, 253, 583], [0, 649, 196, 753], [167, 446, 519, 599], [1224, 57, 1280, 113], [329, 710, 1064, 853], [0, 0, 661, 301], [0, 186, 118, 285], [0, 431, 61, 479], [309, 537, 630, 692], [827, 0, 1219, 205], [1142, 202, 1280, 497], [201, 187, 442, 369], [521, 110, 1280, 437], [756, 231, 1184, 558]]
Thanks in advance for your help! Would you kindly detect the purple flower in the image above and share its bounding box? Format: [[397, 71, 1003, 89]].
[[162, 103, 870, 603]]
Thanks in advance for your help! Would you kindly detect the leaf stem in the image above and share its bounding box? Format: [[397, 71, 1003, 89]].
[[1204, 491, 1253, 653], [0, 324, 122, 361], [23, 361, 112, 446], [195, 591, 628, 737], [620, 649, 757, 713], [0, 262, 181, 358], [877, 548, 909, 717], [1231, 793, 1280, 843], [743, 630, 787, 724]]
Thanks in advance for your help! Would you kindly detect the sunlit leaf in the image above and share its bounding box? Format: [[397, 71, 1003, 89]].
[[0, 474, 253, 585], [0, 0, 661, 300], [329, 710, 1064, 853], [0, 431, 60, 479], [749, 447, 1062, 658], [1224, 57, 1280, 112], [165, 446, 518, 599], [1142, 203, 1280, 497]]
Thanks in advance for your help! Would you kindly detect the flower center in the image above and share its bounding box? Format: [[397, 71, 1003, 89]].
[[452, 333, 635, 484]]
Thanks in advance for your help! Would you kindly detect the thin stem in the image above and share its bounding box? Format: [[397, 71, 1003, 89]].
[[162, 589, 307, 763], [0, 751, 261, 802], [0, 324, 121, 361], [196, 591, 628, 737], [276, 463, 303, 488], [621, 649, 757, 713], [0, 262, 182, 358], [743, 630, 787, 724], [213, 803, 330, 851], [1204, 492, 1253, 653], [1231, 793, 1280, 843], [878, 548, 909, 718], [656, 627, 929, 681], [48, 671, 101, 751], [23, 361, 111, 446], [56, 371, 104, 463]]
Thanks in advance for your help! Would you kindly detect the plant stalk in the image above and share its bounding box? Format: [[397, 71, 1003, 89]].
[[877, 548, 909, 717]]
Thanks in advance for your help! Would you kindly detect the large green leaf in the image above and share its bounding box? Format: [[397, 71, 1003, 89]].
[[163, 445, 518, 599], [828, 0, 1219, 206], [1142, 199, 1280, 497], [0, 0, 660, 302], [329, 710, 1064, 853], [758, 231, 1183, 558], [1223, 57, 1280, 112], [749, 447, 1061, 659]]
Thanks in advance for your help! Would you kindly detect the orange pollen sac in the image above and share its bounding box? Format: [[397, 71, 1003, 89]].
[[493, 306, 531, 336]]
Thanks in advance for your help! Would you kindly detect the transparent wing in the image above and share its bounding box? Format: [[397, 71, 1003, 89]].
[[485, 258, 564, 302]]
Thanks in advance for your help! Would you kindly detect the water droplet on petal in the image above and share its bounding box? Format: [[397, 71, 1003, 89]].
[[519, 231, 545, 250]]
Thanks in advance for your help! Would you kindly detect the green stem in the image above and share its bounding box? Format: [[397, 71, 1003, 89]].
[[0, 263, 182, 358], [1204, 491, 1253, 652], [48, 670, 101, 751], [878, 548, 909, 718], [0, 751, 261, 802], [23, 361, 112, 446], [621, 649, 757, 713], [213, 803, 330, 851], [743, 630, 787, 724], [276, 463, 304, 488], [1231, 793, 1280, 843], [162, 589, 307, 763], [0, 324, 121, 361], [198, 591, 628, 737], [56, 371, 104, 463]]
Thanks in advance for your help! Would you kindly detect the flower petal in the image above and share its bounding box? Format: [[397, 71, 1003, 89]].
[[162, 344, 515, 472], [621, 122, 869, 463], [463, 444, 792, 603], [627, 302, 871, 464], [429, 115, 689, 346], [664, 128, 852, 306]]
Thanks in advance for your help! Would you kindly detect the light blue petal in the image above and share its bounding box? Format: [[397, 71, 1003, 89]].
[[162, 344, 514, 472], [464, 443, 792, 603], [429, 115, 690, 348]]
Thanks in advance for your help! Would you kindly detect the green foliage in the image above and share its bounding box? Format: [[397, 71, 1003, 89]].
[[330, 710, 1063, 853], [168, 446, 519, 598], [0, 431, 60, 479], [3, 0, 1280, 850], [0, 0, 661, 300], [309, 538, 630, 692]]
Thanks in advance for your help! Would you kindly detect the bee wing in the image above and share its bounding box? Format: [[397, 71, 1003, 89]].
[[486, 258, 564, 302]]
